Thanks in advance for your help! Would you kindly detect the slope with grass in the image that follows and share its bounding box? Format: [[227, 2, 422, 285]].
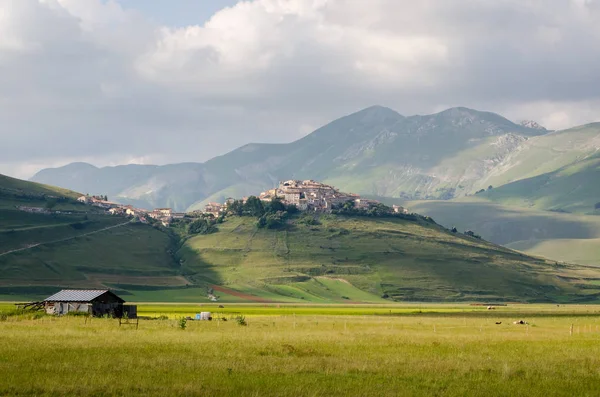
[[408, 198, 600, 266], [176, 215, 600, 303], [0, 174, 183, 301]]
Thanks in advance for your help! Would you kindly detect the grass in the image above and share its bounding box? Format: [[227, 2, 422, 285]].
[[179, 215, 600, 303], [3, 172, 600, 304], [2, 304, 600, 396], [409, 198, 600, 267]]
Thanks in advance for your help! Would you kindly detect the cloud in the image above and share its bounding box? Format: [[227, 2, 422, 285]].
[[1, 0, 600, 178]]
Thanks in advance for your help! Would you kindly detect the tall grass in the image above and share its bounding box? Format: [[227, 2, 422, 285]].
[[2, 304, 600, 396]]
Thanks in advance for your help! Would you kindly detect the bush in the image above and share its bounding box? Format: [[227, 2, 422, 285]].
[[297, 215, 321, 226], [178, 317, 187, 330], [188, 218, 217, 235], [464, 230, 482, 239], [257, 211, 287, 229], [235, 315, 247, 326]]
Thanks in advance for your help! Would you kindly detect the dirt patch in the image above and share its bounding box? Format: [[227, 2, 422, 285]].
[[211, 285, 273, 303], [316, 276, 351, 285]]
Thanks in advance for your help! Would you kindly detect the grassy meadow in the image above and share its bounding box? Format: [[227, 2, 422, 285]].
[[2, 303, 600, 396]]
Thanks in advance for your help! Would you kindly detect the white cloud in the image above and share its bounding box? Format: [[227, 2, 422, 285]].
[[1, 0, 600, 178]]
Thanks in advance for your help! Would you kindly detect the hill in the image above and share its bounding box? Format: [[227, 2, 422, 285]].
[[31, 106, 548, 211], [2, 172, 600, 302], [0, 173, 182, 301], [408, 198, 600, 266], [171, 214, 600, 303]]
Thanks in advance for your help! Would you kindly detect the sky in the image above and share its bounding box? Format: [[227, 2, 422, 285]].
[[1, 0, 600, 179]]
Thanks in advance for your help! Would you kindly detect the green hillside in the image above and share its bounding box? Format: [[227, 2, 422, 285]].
[[408, 198, 600, 266], [479, 154, 600, 214], [0, 174, 181, 301], [4, 172, 600, 303], [175, 215, 600, 303]]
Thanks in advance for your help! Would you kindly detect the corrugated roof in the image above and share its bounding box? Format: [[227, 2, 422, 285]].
[[44, 289, 112, 302]]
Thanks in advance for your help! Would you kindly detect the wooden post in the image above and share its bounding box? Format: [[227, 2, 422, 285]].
[[570, 324, 573, 336]]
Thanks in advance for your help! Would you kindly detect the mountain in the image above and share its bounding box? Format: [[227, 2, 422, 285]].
[[32, 106, 551, 211]]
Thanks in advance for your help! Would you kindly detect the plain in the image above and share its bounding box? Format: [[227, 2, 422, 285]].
[[1, 303, 600, 396]]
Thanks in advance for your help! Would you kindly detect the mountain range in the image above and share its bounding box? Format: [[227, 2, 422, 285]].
[[34, 105, 600, 214]]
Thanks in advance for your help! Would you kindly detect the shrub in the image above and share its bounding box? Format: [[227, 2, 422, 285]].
[[235, 315, 247, 326], [188, 218, 217, 235], [178, 317, 187, 330]]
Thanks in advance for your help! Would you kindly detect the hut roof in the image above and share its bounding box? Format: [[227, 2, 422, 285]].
[[44, 289, 125, 303]]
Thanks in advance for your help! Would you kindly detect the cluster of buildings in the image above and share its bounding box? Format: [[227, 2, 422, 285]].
[[202, 180, 408, 215], [77, 195, 185, 226], [77, 179, 409, 226]]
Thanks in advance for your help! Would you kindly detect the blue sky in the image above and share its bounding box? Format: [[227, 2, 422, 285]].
[[115, 0, 241, 26]]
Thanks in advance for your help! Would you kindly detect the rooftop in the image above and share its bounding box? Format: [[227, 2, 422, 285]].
[[44, 289, 123, 302]]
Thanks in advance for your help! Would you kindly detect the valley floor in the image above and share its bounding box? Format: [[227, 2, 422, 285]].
[[2, 303, 600, 396]]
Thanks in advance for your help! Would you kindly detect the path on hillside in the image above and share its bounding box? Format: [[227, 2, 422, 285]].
[[0, 220, 132, 258]]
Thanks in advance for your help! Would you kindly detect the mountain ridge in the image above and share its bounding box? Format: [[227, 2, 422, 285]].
[[30, 106, 598, 212]]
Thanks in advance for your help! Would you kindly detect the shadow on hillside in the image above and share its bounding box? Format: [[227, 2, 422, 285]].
[[409, 200, 600, 245]]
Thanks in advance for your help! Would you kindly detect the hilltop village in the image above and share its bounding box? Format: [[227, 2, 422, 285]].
[[202, 180, 408, 218], [52, 180, 408, 226]]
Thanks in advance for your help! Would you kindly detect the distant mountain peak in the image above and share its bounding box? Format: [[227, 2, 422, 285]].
[[519, 120, 547, 131], [353, 105, 404, 120]]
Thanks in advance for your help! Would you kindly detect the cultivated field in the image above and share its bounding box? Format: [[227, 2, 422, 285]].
[[2, 303, 600, 396]]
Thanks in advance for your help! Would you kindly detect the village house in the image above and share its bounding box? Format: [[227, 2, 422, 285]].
[[16, 206, 48, 214], [204, 203, 223, 217], [155, 208, 172, 217], [108, 207, 124, 215], [43, 289, 136, 318], [149, 208, 172, 219], [393, 205, 409, 214]]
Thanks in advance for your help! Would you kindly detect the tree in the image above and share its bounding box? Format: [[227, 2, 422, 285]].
[[265, 197, 286, 213], [595, 202, 600, 210], [243, 196, 264, 217], [45, 199, 57, 210], [227, 200, 244, 216], [487, 185, 493, 191], [188, 218, 217, 235], [451, 227, 458, 233]]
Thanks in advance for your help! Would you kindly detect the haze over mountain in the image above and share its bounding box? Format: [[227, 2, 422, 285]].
[[32, 106, 599, 215]]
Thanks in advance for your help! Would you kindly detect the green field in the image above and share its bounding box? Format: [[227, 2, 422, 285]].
[[2, 303, 600, 396]]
